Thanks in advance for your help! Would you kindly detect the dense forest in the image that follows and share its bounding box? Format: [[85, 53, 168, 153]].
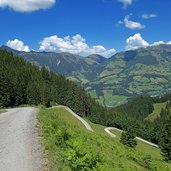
[[1, 49, 171, 160], [0, 49, 107, 118], [88, 94, 171, 146]]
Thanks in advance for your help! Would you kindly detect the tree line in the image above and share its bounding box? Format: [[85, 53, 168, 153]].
[[0, 49, 106, 118], [88, 92, 171, 160]]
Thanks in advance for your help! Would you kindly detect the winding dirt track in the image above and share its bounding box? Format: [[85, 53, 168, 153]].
[[104, 127, 159, 148], [53, 106, 159, 148], [0, 107, 42, 171], [53, 105, 93, 132]]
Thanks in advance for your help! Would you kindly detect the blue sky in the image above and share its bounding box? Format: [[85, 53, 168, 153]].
[[0, 0, 171, 57]]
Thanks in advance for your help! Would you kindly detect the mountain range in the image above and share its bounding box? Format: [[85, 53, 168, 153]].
[[2, 44, 171, 107]]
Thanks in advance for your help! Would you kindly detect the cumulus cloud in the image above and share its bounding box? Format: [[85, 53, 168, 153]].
[[151, 41, 165, 46], [0, 0, 55, 12], [6, 39, 30, 52], [141, 14, 157, 19], [125, 33, 149, 50], [118, 0, 133, 8], [150, 40, 171, 46], [124, 14, 146, 30], [39, 34, 116, 58], [125, 34, 171, 50]]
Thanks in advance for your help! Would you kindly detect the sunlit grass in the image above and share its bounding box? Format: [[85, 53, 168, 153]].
[[146, 102, 167, 122], [39, 107, 171, 171]]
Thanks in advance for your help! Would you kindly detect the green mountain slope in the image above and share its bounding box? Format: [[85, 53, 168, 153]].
[[90, 45, 171, 106], [0, 49, 100, 117], [2, 44, 171, 107], [38, 107, 171, 170]]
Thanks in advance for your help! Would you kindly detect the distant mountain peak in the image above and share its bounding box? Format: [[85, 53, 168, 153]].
[[87, 54, 105, 63], [0, 45, 23, 54], [1, 45, 13, 50]]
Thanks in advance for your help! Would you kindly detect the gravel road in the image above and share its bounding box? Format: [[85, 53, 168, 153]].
[[53, 106, 93, 132], [104, 127, 159, 148], [52, 106, 158, 148], [0, 107, 42, 171]]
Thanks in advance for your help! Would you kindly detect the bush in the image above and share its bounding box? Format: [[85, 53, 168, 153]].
[[120, 131, 137, 148], [65, 139, 103, 170], [55, 128, 72, 147]]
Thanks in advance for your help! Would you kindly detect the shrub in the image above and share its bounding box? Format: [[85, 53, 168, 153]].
[[65, 139, 103, 170], [120, 131, 137, 148]]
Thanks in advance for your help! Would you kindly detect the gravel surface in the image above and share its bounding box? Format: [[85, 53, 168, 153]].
[[104, 127, 122, 138], [104, 127, 159, 148], [53, 105, 93, 132], [0, 107, 43, 171]]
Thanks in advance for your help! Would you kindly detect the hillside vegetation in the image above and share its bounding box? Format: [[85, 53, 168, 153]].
[[146, 102, 167, 122], [38, 107, 171, 171], [0, 49, 105, 119], [3, 44, 171, 106]]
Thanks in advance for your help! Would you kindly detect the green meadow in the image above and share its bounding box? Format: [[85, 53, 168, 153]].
[[38, 107, 171, 171]]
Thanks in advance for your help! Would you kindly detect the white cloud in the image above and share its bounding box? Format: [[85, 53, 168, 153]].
[[151, 41, 165, 46], [39, 34, 116, 58], [141, 14, 157, 19], [125, 34, 171, 50], [0, 0, 55, 12], [150, 41, 171, 46], [125, 33, 149, 50], [6, 39, 30, 52], [124, 15, 146, 30], [118, 0, 133, 8]]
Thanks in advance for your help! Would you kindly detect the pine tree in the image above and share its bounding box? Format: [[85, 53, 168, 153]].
[[0, 68, 11, 107], [120, 131, 137, 148], [159, 114, 171, 161]]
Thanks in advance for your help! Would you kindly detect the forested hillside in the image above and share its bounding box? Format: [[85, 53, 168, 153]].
[[2, 44, 171, 107], [88, 94, 171, 147], [0, 49, 106, 118]]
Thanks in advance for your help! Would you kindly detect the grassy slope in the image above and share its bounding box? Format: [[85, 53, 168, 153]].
[[0, 109, 6, 113], [110, 130, 161, 159], [38, 107, 171, 171], [145, 102, 167, 122]]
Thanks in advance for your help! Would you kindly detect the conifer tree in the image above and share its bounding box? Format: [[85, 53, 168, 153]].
[[120, 131, 137, 148], [159, 114, 171, 161]]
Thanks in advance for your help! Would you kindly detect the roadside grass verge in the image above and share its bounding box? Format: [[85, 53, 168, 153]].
[[38, 107, 171, 171], [0, 109, 6, 113], [18, 104, 38, 107]]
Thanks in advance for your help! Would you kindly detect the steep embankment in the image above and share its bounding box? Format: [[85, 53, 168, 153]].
[[38, 107, 171, 170], [52, 105, 93, 131], [55, 106, 158, 147]]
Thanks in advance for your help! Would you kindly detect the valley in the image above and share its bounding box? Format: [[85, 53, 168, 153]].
[[3, 44, 171, 107]]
